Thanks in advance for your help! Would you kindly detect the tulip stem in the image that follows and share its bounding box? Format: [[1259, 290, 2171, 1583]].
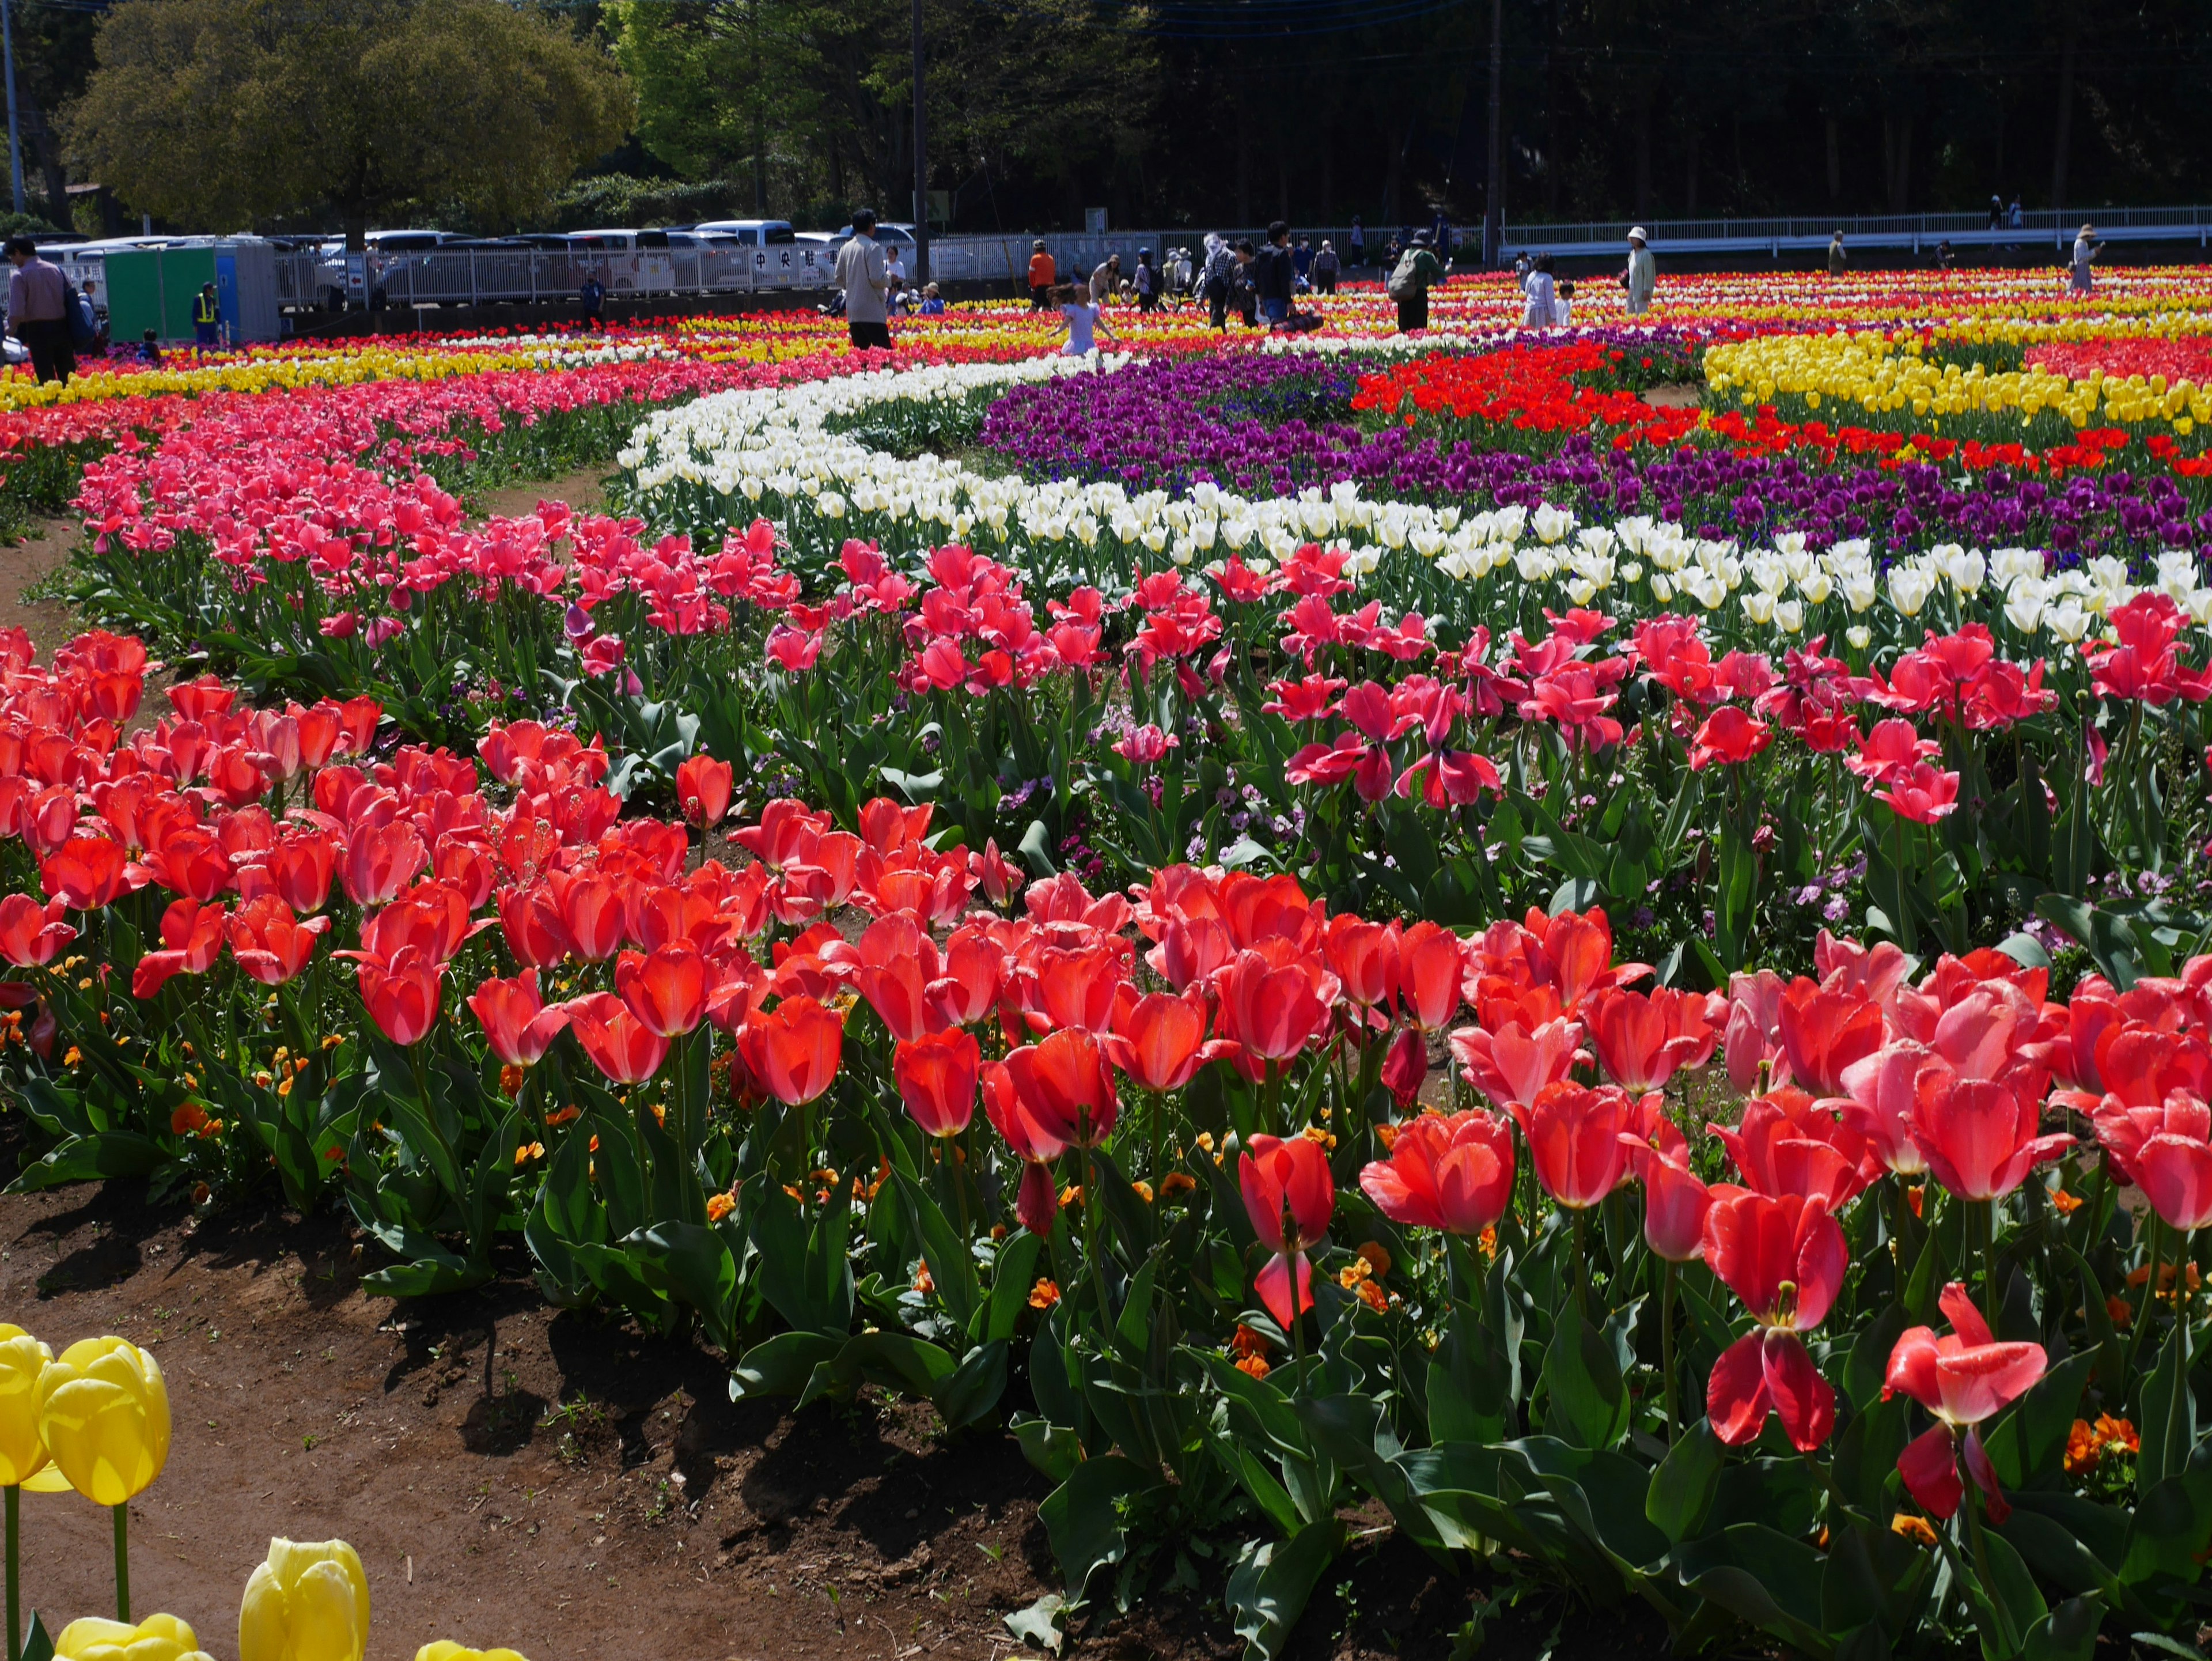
[[1960, 1485, 2018, 1657], [1978, 1199, 2002, 1334], [111, 1503, 128, 1624], [1571, 1208, 1590, 1319], [2131, 1214, 2166, 1377], [1660, 1259, 1679, 1447], [5, 1484, 17, 1661]]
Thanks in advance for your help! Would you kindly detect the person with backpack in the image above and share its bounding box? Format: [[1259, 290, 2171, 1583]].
[[1253, 221, 1296, 323], [1133, 248, 1159, 312], [1387, 228, 1442, 334], [5, 236, 72, 385]]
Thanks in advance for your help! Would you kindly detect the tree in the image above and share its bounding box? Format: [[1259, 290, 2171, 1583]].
[[65, 0, 633, 245]]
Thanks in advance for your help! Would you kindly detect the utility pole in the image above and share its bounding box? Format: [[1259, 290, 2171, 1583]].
[[1483, 0, 1502, 266], [911, 0, 929, 283], [2, 0, 24, 219]]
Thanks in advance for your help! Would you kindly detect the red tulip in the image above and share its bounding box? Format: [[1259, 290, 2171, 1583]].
[[615, 943, 710, 1037], [1626, 1137, 1711, 1262], [743, 995, 844, 1104], [0, 894, 74, 967], [547, 868, 626, 962], [1838, 1042, 1933, 1177], [342, 820, 427, 907], [566, 990, 671, 1084], [132, 897, 227, 998], [1240, 1133, 1334, 1327], [1524, 1080, 1635, 1209], [2094, 1088, 2211, 1187], [141, 826, 231, 903], [1380, 1026, 1427, 1108], [1396, 921, 1464, 1030], [1908, 1072, 2073, 1201], [925, 925, 1003, 1028], [1701, 1189, 1847, 1450], [1449, 1017, 1583, 1115], [1001, 1027, 1118, 1148], [1777, 981, 1884, 1098], [1147, 914, 1234, 992], [982, 1060, 1065, 1236], [41, 835, 130, 910], [2137, 1129, 2212, 1231], [676, 754, 734, 828], [1323, 915, 1400, 1011], [1212, 945, 1337, 1062], [355, 945, 444, 1046], [1588, 986, 1722, 1093], [1885, 1282, 2048, 1520], [1037, 944, 1126, 1035], [468, 970, 571, 1066], [267, 832, 336, 914], [894, 1029, 979, 1138], [1711, 1088, 1869, 1208], [1688, 705, 1771, 770], [1101, 989, 1237, 1092], [1359, 1109, 1513, 1236], [226, 895, 329, 986]]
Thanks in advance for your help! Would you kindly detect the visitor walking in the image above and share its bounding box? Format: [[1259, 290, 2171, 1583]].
[[1294, 237, 1314, 287], [834, 209, 892, 351], [1310, 240, 1340, 294], [1200, 233, 1236, 331], [1252, 221, 1296, 323], [2071, 224, 2100, 293], [1134, 248, 1158, 311], [1347, 215, 1365, 270], [6, 237, 71, 385], [1623, 226, 1656, 316], [1387, 228, 1442, 334], [1028, 240, 1055, 309], [578, 269, 606, 331], [1828, 230, 1846, 275], [1052, 280, 1118, 357], [1988, 195, 2003, 230], [1519, 253, 1556, 327]]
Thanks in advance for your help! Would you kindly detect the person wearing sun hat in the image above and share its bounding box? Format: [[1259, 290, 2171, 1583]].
[[2071, 223, 2100, 294], [1624, 226, 1656, 315]]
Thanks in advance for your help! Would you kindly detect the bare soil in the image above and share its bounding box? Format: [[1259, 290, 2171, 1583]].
[[1638, 384, 1704, 410], [0, 514, 89, 663]]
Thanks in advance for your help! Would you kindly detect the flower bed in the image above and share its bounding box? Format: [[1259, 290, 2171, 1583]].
[[0, 634, 2204, 1659], [21, 272, 2212, 1656]]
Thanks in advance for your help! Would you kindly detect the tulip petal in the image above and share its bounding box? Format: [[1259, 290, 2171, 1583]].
[[1897, 1421, 1964, 1520], [1759, 1330, 1837, 1452], [1706, 1332, 1772, 1447], [1254, 1251, 1313, 1330]]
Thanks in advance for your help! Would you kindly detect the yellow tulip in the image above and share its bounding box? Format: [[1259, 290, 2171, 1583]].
[[414, 1645, 529, 1661], [34, 1340, 169, 1507], [54, 1614, 212, 1661], [0, 1326, 52, 1486], [238, 1538, 370, 1661]]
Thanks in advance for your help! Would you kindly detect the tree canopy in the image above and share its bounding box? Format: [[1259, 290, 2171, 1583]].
[[66, 0, 632, 241]]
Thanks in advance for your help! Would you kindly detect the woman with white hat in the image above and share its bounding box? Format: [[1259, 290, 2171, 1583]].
[[2070, 224, 2100, 294], [1624, 227, 1656, 315]]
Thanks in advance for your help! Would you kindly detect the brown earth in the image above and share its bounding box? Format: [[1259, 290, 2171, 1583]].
[[0, 1168, 1683, 1661], [0, 514, 89, 663], [1638, 385, 1703, 410]]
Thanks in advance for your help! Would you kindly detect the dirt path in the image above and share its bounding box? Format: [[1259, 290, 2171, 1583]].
[[474, 467, 612, 524], [0, 515, 89, 663]]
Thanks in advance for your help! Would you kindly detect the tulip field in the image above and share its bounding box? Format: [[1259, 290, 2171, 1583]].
[[14, 264, 2212, 1659]]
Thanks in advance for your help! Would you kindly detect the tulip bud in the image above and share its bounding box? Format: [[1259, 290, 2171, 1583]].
[[0, 1324, 54, 1486], [238, 1538, 371, 1661], [56, 1613, 213, 1661], [415, 1645, 531, 1661], [34, 1338, 169, 1505]]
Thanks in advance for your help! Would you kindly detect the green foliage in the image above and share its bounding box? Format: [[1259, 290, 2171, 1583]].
[[64, 0, 634, 236]]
